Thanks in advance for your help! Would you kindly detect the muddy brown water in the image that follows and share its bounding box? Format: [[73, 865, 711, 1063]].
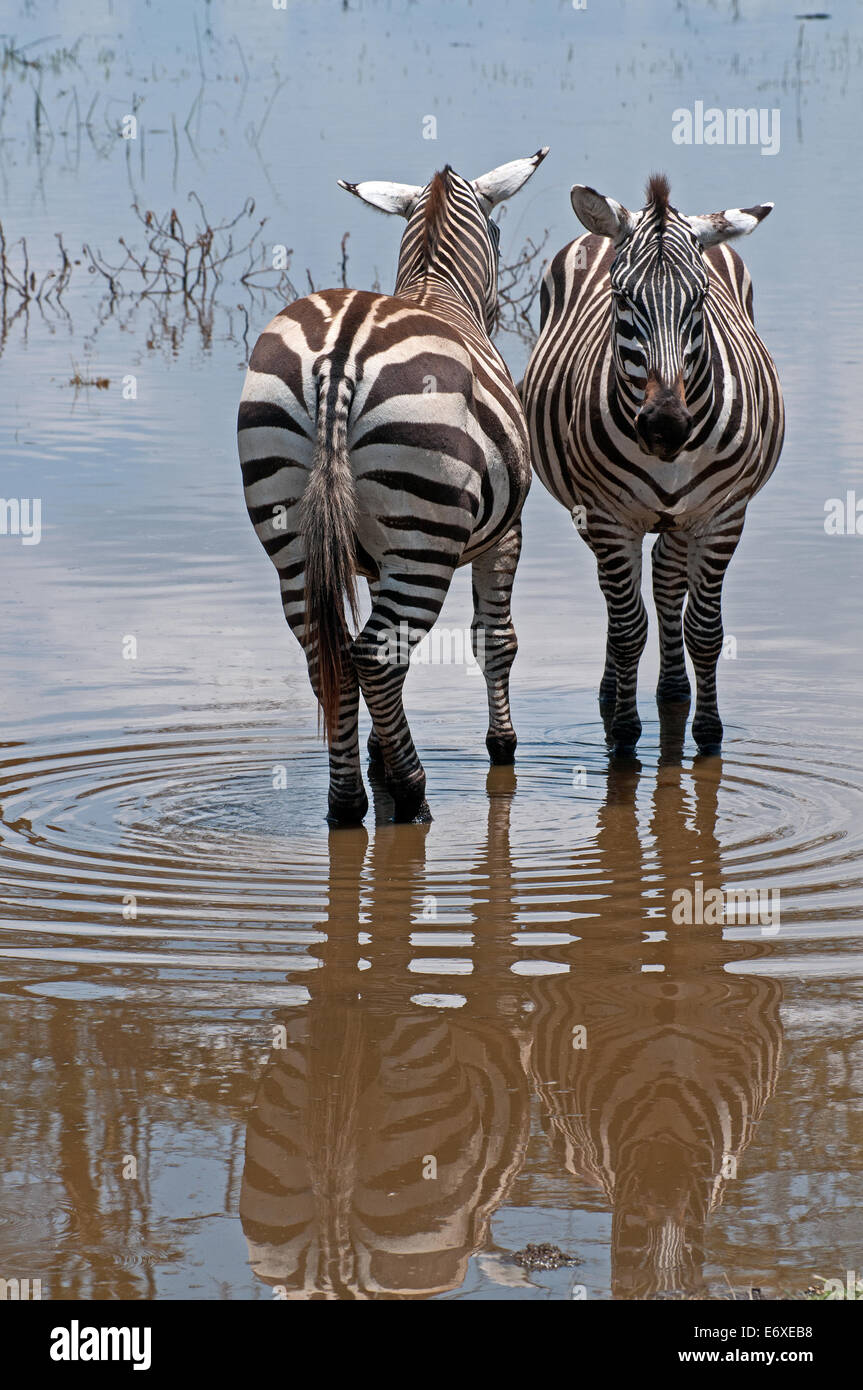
[[1, 0, 862, 1298]]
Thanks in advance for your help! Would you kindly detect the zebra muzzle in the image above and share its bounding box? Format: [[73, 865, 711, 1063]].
[[635, 376, 693, 461], [633, 372, 692, 464], [635, 399, 693, 461]]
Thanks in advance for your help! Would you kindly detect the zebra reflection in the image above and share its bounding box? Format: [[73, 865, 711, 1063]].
[[239, 769, 530, 1298], [528, 748, 783, 1298], [240, 749, 783, 1299]]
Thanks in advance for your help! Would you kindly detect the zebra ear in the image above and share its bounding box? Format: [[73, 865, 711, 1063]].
[[337, 179, 424, 217], [471, 147, 549, 209], [685, 203, 774, 247], [570, 185, 635, 244]]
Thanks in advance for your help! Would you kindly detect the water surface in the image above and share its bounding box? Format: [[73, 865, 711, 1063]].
[[1, 0, 862, 1299]]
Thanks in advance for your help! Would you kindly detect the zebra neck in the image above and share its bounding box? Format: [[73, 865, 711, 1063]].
[[395, 270, 488, 332]]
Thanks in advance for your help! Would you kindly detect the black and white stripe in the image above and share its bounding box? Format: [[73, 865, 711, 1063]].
[[238, 150, 548, 823], [522, 174, 784, 754]]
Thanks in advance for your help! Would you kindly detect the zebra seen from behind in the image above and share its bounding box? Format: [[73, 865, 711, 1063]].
[[522, 174, 784, 756], [238, 149, 548, 823]]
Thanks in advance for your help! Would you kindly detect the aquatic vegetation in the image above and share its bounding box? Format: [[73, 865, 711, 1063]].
[[0, 195, 548, 360]]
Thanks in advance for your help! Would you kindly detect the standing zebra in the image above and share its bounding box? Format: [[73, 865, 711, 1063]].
[[522, 175, 784, 755], [238, 150, 548, 823]]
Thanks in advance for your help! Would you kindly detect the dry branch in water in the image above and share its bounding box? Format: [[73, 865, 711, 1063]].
[[494, 230, 550, 347], [81, 195, 298, 304], [0, 194, 549, 356]]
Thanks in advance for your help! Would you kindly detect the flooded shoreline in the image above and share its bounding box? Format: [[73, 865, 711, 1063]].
[[2, 0, 862, 1301]]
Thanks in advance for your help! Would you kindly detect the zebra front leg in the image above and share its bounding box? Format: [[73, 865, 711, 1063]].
[[471, 520, 522, 764], [684, 513, 745, 755], [592, 528, 648, 755], [599, 639, 617, 711], [652, 529, 691, 704], [351, 576, 450, 822]]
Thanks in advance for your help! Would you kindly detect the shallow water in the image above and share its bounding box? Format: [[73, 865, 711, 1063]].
[[1, 0, 862, 1299]]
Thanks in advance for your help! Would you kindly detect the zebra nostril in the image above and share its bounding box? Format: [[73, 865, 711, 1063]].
[[636, 398, 693, 457]]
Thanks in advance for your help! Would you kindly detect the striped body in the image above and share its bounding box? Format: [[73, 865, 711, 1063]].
[[238, 756, 783, 1300], [523, 177, 784, 754], [238, 153, 547, 823], [240, 285, 528, 587]]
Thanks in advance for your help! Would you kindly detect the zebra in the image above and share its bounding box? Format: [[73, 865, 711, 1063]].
[[522, 174, 784, 756], [238, 149, 548, 824]]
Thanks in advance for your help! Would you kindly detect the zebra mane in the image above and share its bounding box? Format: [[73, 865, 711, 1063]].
[[395, 162, 496, 329], [421, 166, 452, 261], [645, 172, 671, 213], [643, 173, 673, 256]]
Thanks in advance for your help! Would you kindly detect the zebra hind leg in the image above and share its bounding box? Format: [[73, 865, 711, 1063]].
[[323, 661, 368, 826], [364, 577, 385, 767], [684, 515, 745, 755], [351, 576, 451, 822], [285, 591, 368, 827], [593, 528, 649, 755], [471, 521, 522, 765], [652, 530, 692, 704]]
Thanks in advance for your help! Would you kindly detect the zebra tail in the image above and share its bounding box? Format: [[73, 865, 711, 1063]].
[[301, 365, 359, 744]]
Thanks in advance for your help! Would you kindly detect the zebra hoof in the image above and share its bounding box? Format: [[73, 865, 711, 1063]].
[[387, 772, 427, 823], [391, 797, 432, 824], [326, 790, 369, 827], [486, 732, 517, 765], [612, 741, 639, 758], [693, 717, 723, 756], [610, 720, 641, 755], [695, 741, 723, 757]]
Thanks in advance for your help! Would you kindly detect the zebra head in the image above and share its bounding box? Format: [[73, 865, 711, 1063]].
[[571, 174, 773, 462], [338, 148, 549, 332]]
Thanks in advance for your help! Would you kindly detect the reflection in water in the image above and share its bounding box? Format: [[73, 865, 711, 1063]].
[[240, 776, 532, 1298], [240, 742, 783, 1299], [530, 746, 782, 1299]]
